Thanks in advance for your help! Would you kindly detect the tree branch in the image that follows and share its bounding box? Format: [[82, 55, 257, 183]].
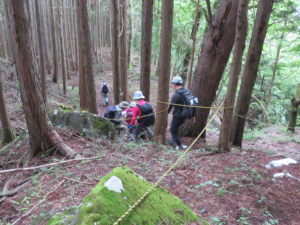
[[205, 0, 213, 28]]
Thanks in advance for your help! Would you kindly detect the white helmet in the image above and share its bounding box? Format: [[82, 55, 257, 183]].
[[133, 91, 145, 100]]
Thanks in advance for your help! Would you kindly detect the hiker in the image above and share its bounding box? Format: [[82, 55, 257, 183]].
[[104, 101, 129, 133], [125, 102, 137, 135], [100, 80, 110, 106], [168, 76, 197, 149], [130, 91, 155, 142]]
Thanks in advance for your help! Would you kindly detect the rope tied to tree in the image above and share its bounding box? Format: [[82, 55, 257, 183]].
[[112, 101, 224, 225]]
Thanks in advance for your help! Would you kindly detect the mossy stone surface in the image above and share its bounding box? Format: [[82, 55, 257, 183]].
[[47, 167, 208, 225], [48, 110, 115, 140]]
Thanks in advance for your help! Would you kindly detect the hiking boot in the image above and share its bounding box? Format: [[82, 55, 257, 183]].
[[106, 101, 108, 105], [168, 139, 176, 148], [129, 133, 136, 142], [177, 145, 188, 150]]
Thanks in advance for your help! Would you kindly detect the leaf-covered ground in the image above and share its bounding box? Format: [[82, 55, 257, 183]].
[[1, 50, 300, 224]]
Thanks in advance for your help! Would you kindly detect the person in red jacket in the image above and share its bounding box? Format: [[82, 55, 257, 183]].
[[130, 91, 153, 142]]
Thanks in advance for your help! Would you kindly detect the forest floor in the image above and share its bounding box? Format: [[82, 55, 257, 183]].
[[0, 49, 300, 225]]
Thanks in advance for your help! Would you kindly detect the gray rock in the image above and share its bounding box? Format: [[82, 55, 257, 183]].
[[48, 110, 115, 140]]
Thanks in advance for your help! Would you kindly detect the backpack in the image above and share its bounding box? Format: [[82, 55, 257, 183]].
[[125, 110, 134, 124], [104, 106, 122, 125], [137, 102, 155, 126], [180, 89, 198, 119], [102, 84, 109, 93]]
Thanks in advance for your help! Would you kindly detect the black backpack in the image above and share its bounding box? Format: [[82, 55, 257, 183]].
[[137, 102, 155, 126], [180, 89, 198, 119], [104, 106, 122, 126], [102, 84, 109, 93]]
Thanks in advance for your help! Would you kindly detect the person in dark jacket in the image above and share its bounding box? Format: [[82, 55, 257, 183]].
[[168, 76, 195, 149]]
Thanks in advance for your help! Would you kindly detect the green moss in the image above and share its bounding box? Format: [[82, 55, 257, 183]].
[[58, 104, 73, 111], [47, 214, 74, 225], [1, 128, 16, 145], [61, 167, 207, 225]]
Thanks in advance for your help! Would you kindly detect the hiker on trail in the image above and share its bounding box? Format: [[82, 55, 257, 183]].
[[130, 91, 155, 142], [100, 80, 110, 106], [104, 101, 129, 134], [168, 76, 198, 149], [125, 102, 137, 136]]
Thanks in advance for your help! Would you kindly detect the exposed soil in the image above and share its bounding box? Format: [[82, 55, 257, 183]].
[[1, 49, 300, 225]]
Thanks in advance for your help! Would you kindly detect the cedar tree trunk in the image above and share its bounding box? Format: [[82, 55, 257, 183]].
[[76, 0, 87, 110], [217, 0, 249, 151], [58, 0, 67, 95], [34, 0, 47, 105], [81, 0, 98, 114], [153, 0, 174, 144], [110, 0, 120, 104], [179, 0, 239, 139], [50, 0, 58, 83], [0, 67, 16, 144], [231, 0, 273, 147], [119, 0, 128, 101], [140, 0, 154, 102], [288, 84, 300, 133], [5, 0, 80, 159]]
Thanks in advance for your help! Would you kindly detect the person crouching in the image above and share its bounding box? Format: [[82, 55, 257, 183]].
[[130, 91, 155, 142]]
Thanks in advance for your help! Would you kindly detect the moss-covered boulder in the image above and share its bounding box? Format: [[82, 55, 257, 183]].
[[47, 167, 208, 225], [48, 110, 115, 140]]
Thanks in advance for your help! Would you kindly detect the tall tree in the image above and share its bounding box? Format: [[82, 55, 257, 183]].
[[50, 0, 58, 83], [217, 0, 249, 151], [34, 0, 47, 105], [40, 0, 51, 74], [58, 0, 67, 95], [231, 0, 274, 147], [179, 0, 239, 139], [5, 0, 80, 159], [287, 84, 300, 133], [76, 0, 87, 110], [110, 0, 120, 105], [187, 0, 200, 89], [140, 0, 154, 102], [0, 66, 16, 144], [119, 0, 128, 101], [127, 1, 132, 69], [81, 0, 98, 114], [153, 0, 174, 144]]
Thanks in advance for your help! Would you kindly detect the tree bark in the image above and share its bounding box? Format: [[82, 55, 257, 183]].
[[153, 0, 174, 144], [119, 0, 128, 101], [127, 1, 132, 69], [40, 0, 51, 74], [5, 0, 80, 159], [58, 0, 67, 95], [179, 0, 239, 139], [140, 0, 154, 102], [50, 0, 58, 83], [110, 0, 120, 105], [34, 0, 48, 105], [287, 84, 300, 133], [81, 0, 98, 114], [217, 0, 249, 151], [76, 0, 87, 110], [231, 0, 273, 147], [0, 66, 16, 144]]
